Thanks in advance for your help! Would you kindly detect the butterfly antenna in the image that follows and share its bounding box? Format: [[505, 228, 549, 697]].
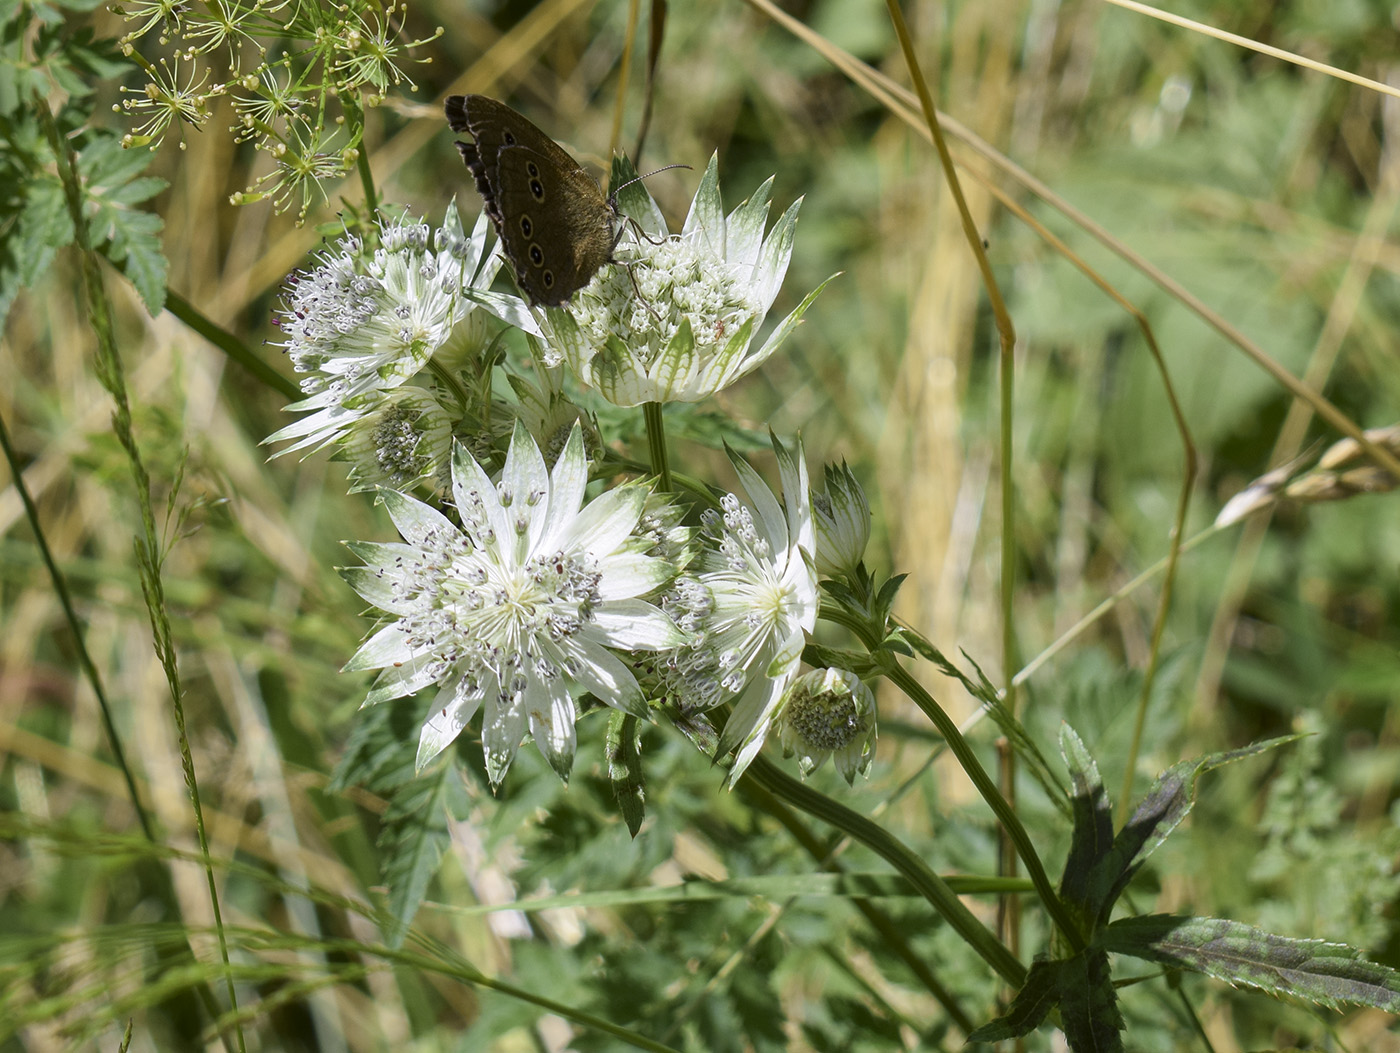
[[608, 163, 693, 199]]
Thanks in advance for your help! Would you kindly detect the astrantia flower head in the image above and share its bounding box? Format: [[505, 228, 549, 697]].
[[812, 461, 871, 579], [652, 434, 819, 784], [776, 668, 877, 784], [339, 385, 452, 493], [539, 155, 831, 406], [266, 205, 505, 457], [340, 423, 687, 786]]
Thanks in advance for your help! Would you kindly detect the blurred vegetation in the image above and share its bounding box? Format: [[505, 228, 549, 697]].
[[4, 0, 1400, 1048]]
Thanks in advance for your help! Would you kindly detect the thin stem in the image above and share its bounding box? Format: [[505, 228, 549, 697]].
[[738, 773, 978, 1031], [741, 755, 1027, 986], [0, 411, 155, 842], [884, 662, 1086, 953], [165, 290, 300, 400], [642, 402, 672, 490], [347, 97, 379, 217], [883, 0, 1025, 966]]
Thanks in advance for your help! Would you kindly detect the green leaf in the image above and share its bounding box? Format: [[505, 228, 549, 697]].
[[0, 167, 72, 330], [376, 757, 454, 949], [1085, 736, 1297, 920], [1058, 724, 1114, 918], [1101, 914, 1400, 1013], [1057, 948, 1124, 1053], [606, 710, 646, 837], [77, 133, 168, 314], [966, 958, 1060, 1041]]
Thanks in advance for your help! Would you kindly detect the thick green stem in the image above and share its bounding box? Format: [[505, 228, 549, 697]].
[[642, 402, 671, 490]]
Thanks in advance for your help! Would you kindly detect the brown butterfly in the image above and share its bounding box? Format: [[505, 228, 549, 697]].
[[445, 94, 620, 307]]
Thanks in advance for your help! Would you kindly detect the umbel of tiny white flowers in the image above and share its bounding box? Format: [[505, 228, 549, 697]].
[[775, 668, 877, 785], [812, 460, 872, 580], [538, 155, 834, 406], [339, 422, 686, 786], [265, 206, 524, 459], [653, 434, 819, 785]]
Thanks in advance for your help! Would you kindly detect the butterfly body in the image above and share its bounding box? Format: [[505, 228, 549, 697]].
[[445, 94, 619, 306]]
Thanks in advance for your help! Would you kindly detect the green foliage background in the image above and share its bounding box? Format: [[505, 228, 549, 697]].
[[4, 0, 1400, 1048]]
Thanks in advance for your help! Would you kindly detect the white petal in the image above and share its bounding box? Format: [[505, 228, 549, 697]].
[[753, 198, 802, 310], [594, 551, 675, 601], [501, 421, 551, 559], [588, 600, 685, 649], [343, 621, 411, 671], [541, 426, 587, 547], [773, 434, 815, 560], [730, 451, 788, 555], [725, 176, 774, 273], [415, 679, 484, 770], [526, 677, 577, 781], [563, 643, 649, 718], [381, 488, 458, 549], [568, 484, 647, 561], [681, 154, 725, 256], [364, 656, 441, 704], [482, 690, 526, 786], [452, 440, 511, 552], [717, 674, 783, 781]]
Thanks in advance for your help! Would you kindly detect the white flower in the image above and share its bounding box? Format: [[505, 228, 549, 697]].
[[654, 434, 818, 784], [338, 386, 452, 493], [812, 461, 871, 579], [776, 668, 877, 784], [340, 423, 686, 785], [266, 206, 504, 456], [539, 155, 831, 406]]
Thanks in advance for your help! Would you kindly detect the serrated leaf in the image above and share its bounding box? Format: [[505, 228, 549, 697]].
[[1101, 914, 1400, 1013], [377, 758, 453, 949], [1058, 723, 1114, 916], [0, 170, 72, 330], [606, 710, 646, 837], [75, 132, 169, 313], [966, 958, 1060, 1041], [1058, 948, 1124, 1053], [1085, 736, 1297, 921]]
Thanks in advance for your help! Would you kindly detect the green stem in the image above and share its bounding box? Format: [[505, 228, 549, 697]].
[[739, 771, 981, 1029], [884, 662, 1085, 953], [165, 290, 299, 400], [642, 402, 672, 490], [741, 755, 1026, 986]]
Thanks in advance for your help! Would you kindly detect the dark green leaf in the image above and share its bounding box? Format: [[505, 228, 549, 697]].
[[1086, 737, 1296, 920], [1057, 948, 1124, 1053], [606, 710, 646, 837], [966, 958, 1061, 1041], [1101, 914, 1400, 1013], [1058, 724, 1114, 917]]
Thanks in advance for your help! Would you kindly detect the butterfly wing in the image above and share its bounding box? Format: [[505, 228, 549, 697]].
[[446, 94, 617, 306]]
